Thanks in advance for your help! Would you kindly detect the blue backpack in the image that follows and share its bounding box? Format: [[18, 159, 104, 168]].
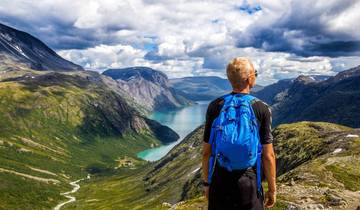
[[208, 93, 262, 194]]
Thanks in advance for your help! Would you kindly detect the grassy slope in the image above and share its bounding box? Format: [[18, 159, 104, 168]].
[[0, 69, 173, 210], [66, 121, 360, 210], [62, 126, 204, 210]]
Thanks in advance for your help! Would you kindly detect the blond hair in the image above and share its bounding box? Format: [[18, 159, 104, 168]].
[[226, 57, 253, 89]]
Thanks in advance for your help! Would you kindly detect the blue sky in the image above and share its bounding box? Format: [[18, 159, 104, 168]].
[[1, 0, 360, 85]]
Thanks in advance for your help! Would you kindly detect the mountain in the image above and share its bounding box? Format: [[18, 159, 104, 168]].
[[0, 22, 83, 71], [253, 75, 331, 105], [102, 67, 192, 112], [169, 76, 263, 101], [268, 66, 360, 127], [0, 68, 179, 210], [253, 78, 293, 105], [63, 121, 360, 209]]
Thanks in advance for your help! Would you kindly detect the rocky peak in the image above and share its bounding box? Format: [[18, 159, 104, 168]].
[[329, 65, 360, 83], [103, 67, 169, 87], [293, 75, 317, 84]]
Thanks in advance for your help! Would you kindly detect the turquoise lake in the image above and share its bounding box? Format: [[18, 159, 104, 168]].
[[137, 101, 210, 161]]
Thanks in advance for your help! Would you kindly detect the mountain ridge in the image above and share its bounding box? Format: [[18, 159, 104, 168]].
[[102, 67, 192, 112], [0, 22, 83, 71], [252, 66, 360, 128], [169, 76, 263, 101]]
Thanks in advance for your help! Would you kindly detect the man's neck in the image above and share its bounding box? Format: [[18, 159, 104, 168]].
[[232, 87, 250, 94]]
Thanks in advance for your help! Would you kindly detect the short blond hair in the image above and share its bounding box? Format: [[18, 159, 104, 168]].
[[226, 57, 253, 89]]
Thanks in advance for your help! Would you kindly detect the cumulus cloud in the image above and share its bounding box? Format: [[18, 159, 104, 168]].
[[237, 0, 360, 57], [58, 44, 204, 78], [1, 0, 360, 85]]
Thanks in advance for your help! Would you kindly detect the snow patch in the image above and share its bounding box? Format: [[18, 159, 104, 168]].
[[0, 33, 12, 41], [191, 167, 200, 174], [346, 134, 359, 138], [13, 45, 30, 59], [332, 148, 342, 154]]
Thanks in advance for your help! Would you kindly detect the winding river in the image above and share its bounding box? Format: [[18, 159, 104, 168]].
[[137, 101, 209, 161]]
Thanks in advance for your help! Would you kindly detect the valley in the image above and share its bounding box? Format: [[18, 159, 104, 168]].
[[0, 68, 179, 210]]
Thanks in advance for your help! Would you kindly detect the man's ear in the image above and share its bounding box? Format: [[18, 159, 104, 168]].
[[249, 77, 255, 88]]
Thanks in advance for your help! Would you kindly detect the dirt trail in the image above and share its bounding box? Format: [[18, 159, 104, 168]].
[[54, 174, 90, 210]]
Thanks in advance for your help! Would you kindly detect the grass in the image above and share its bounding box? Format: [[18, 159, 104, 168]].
[[326, 163, 360, 191], [273, 121, 351, 175], [0, 70, 167, 210]]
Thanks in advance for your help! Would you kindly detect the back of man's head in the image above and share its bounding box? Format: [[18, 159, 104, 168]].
[[226, 57, 254, 90]]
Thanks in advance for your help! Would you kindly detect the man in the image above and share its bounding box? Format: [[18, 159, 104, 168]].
[[202, 57, 276, 210]]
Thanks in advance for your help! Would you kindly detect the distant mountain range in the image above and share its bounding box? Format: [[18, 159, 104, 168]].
[[102, 67, 192, 112], [254, 67, 360, 127], [0, 23, 83, 71], [169, 76, 263, 101]]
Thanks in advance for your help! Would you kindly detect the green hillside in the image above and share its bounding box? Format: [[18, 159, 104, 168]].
[[0, 69, 178, 210], [65, 121, 360, 210]]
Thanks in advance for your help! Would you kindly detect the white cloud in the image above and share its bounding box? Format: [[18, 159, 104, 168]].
[[59, 44, 203, 78], [1, 0, 360, 85]]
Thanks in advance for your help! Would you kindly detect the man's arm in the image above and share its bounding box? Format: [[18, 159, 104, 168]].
[[202, 142, 211, 182], [201, 100, 217, 200], [262, 144, 276, 207], [256, 101, 276, 208]]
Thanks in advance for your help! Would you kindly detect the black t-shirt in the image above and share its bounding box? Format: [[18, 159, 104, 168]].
[[203, 92, 273, 145]]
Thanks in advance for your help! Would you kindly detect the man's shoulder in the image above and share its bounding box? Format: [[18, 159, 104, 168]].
[[207, 96, 224, 110], [251, 97, 272, 114], [251, 97, 270, 107]]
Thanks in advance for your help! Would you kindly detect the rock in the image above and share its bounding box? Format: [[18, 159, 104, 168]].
[[302, 204, 324, 210], [324, 191, 347, 207], [327, 194, 341, 205], [162, 202, 172, 207], [285, 203, 300, 210], [346, 134, 359, 138], [290, 178, 296, 186]]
